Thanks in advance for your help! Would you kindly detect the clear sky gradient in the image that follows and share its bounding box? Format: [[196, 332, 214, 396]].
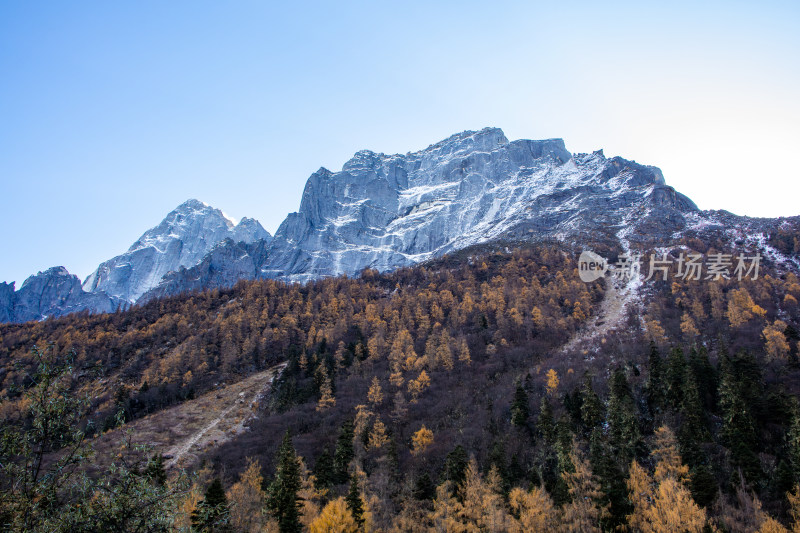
[[1, 1, 798, 285]]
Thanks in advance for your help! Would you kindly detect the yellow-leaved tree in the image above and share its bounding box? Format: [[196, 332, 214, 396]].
[[561, 441, 604, 533], [545, 369, 559, 397], [457, 459, 515, 532], [508, 485, 558, 532], [226, 458, 269, 533], [763, 320, 790, 361], [367, 376, 383, 406], [368, 417, 390, 450], [309, 497, 359, 533], [411, 425, 434, 456], [627, 426, 706, 533]]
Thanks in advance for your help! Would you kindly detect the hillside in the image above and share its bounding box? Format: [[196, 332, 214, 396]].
[[3, 233, 800, 530]]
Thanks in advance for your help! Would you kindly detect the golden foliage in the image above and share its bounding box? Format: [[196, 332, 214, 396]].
[[680, 312, 700, 338], [227, 457, 267, 533], [645, 318, 668, 345], [726, 288, 764, 328], [508, 486, 558, 532], [367, 376, 383, 406], [309, 497, 359, 533], [368, 417, 389, 450], [788, 484, 800, 533], [561, 441, 604, 533], [627, 427, 706, 533], [411, 425, 434, 456], [545, 369, 559, 398], [408, 370, 431, 403], [316, 365, 336, 412], [763, 320, 790, 361]]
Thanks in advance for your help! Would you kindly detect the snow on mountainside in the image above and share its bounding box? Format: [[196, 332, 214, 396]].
[[2, 127, 797, 323], [82, 199, 270, 303], [262, 127, 698, 281]]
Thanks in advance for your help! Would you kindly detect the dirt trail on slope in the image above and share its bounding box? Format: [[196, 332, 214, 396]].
[[91, 363, 285, 471], [558, 274, 639, 357]]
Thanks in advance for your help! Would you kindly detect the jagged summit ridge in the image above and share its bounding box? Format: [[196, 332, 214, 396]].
[[263, 128, 696, 281], [82, 199, 270, 303], [4, 127, 771, 324]]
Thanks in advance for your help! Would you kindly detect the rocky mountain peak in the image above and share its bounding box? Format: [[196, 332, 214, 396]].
[[82, 199, 269, 303]]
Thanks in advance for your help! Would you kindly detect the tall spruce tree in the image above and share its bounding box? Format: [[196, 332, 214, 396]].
[[345, 472, 365, 525], [718, 353, 762, 486], [192, 478, 231, 532], [589, 426, 631, 531], [580, 374, 604, 437], [333, 420, 355, 485], [678, 372, 710, 468], [510, 380, 530, 428], [786, 398, 800, 482], [539, 397, 555, 443], [267, 431, 302, 533], [313, 448, 335, 490], [689, 346, 718, 412], [666, 347, 687, 409], [646, 343, 667, 416], [442, 445, 469, 495], [607, 367, 640, 466]]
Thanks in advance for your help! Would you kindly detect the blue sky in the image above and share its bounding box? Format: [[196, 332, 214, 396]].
[[1, 1, 798, 285]]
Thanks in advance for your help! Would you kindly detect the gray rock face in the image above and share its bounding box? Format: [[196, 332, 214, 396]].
[[7, 127, 794, 324], [82, 199, 270, 303], [0, 282, 14, 323], [262, 128, 698, 281], [11, 267, 118, 323], [139, 238, 270, 303]]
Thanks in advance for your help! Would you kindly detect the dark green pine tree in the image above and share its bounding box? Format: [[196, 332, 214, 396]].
[[333, 419, 355, 484], [412, 472, 436, 501], [589, 426, 631, 531], [666, 347, 687, 409], [145, 453, 167, 487], [607, 367, 640, 466], [580, 374, 604, 437], [346, 472, 366, 525], [313, 448, 335, 490], [689, 464, 718, 508], [387, 437, 401, 488], [678, 372, 710, 468], [510, 380, 530, 428], [538, 397, 555, 443], [267, 431, 302, 533], [442, 444, 469, 496], [689, 346, 718, 412], [646, 342, 667, 416], [564, 387, 584, 428], [718, 353, 762, 486], [191, 478, 231, 532], [785, 398, 800, 482]]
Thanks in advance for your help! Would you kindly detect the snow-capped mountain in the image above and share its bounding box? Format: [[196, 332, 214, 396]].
[[0, 267, 118, 323], [2, 128, 797, 323], [262, 127, 698, 281], [0, 200, 271, 323], [82, 199, 270, 303]]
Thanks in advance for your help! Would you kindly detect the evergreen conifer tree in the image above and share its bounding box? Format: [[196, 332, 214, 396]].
[[345, 472, 365, 525], [333, 420, 355, 484], [192, 478, 231, 532], [510, 380, 530, 427], [267, 431, 302, 533]]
